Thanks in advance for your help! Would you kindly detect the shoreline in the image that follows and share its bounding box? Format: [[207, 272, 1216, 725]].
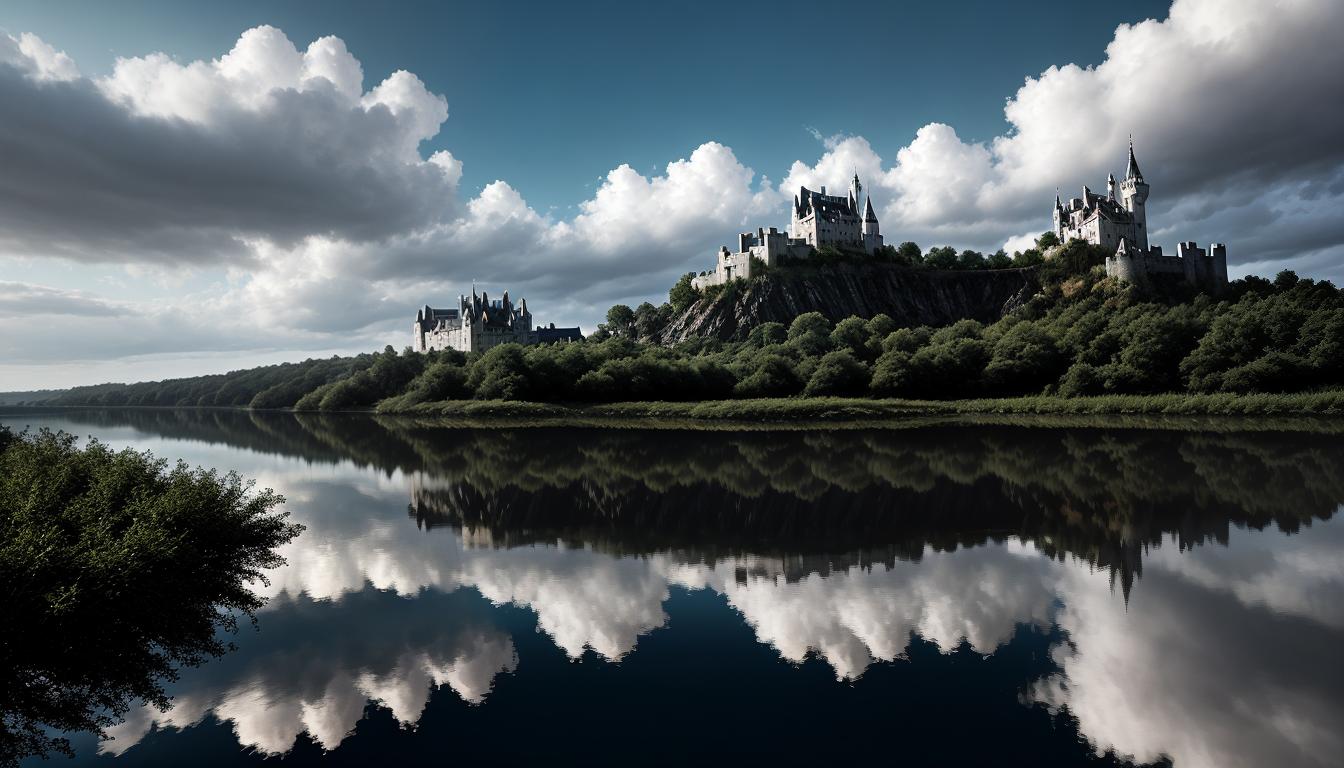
[[5, 392, 1344, 433]]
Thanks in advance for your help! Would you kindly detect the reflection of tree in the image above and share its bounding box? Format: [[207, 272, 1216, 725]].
[[35, 409, 1344, 595], [402, 426, 1343, 596]]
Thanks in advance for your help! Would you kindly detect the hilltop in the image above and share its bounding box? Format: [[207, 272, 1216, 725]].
[[655, 261, 1038, 344]]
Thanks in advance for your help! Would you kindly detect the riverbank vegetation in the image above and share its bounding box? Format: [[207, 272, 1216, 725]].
[[0, 428, 300, 764], [17, 240, 1344, 415]]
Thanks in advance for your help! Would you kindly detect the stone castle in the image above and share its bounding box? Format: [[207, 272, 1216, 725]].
[[413, 289, 582, 353], [1054, 141, 1227, 292], [692, 174, 883, 289]]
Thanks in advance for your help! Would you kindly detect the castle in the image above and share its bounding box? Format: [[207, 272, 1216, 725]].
[[692, 174, 883, 289], [413, 289, 582, 353], [1054, 141, 1227, 292]]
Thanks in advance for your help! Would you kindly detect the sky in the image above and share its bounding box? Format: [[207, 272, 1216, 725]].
[[1, 0, 1342, 390]]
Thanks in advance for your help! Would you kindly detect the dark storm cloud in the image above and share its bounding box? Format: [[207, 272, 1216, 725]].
[[0, 64, 458, 265]]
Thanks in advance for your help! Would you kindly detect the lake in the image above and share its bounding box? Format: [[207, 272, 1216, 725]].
[[5, 409, 1343, 767]]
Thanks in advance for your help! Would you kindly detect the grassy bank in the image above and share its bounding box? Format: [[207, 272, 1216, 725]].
[[375, 390, 1344, 425]]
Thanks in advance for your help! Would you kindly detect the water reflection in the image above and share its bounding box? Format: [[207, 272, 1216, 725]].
[[5, 408, 1342, 767]]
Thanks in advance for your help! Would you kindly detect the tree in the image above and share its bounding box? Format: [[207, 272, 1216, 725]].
[[0, 428, 301, 764], [467, 344, 533, 400], [957, 249, 986, 270], [1037, 230, 1061, 249], [633, 302, 662, 340], [734, 353, 803, 398], [605, 304, 635, 336], [803, 350, 871, 396], [746, 321, 787, 348], [924, 246, 958, 269], [895, 241, 923, 265], [987, 250, 1013, 269], [787, 312, 833, 357], [830, 316, 870, 358], [669, 273, 698, 312], [1013, 248, 1044, 267]]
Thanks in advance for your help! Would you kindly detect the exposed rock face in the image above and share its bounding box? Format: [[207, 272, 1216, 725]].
[[657, 264, 1040, 343]]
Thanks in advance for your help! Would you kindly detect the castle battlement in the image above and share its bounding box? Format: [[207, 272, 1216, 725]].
[[1056, 140, 1228, 293], [693, 174, 883, 290]]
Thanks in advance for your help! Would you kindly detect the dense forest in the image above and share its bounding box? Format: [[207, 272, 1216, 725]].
[[19, 238, 1344, 410]]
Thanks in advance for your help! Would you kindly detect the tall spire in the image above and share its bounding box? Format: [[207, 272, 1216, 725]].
[[1125, 135, 1143, 181], [863, 194, 877, 222]]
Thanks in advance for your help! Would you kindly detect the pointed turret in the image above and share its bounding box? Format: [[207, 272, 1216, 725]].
[[1125, 137, 1143, 181], [1107, 173, 1117, 199], [863, 195, 877, 223]]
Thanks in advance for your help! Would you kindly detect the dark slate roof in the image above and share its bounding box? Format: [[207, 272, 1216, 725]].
[[1125, 143, 1143, 181], [535, 326, 584, 343], [796, 186, 857, 218]]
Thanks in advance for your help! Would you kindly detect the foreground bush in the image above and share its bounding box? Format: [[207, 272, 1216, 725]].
[[0, 428, 301, 765]]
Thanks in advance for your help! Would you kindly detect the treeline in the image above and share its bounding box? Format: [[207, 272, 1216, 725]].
[[25, 239, 1344, 410], [37, 355, 372, 409]]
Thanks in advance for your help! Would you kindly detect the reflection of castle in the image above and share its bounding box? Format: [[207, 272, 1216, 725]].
[[1053, 141, 1228, 292], [692, 174, 883, 290], [412, 289, 582, 353]]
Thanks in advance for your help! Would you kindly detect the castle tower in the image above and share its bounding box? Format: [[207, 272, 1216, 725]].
[[1107, 173, 1116, 200], [1052, 192, 1064, 241], [1119, 139, 1150, 250], [849, 173, 862, 215], [1106, 237, 1139, 283]]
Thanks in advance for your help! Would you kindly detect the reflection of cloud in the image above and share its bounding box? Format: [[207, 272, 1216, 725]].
[[1146, 510, 1344, 629], [464, 547, 669, 660], [36, 417, 1341, 766], [672, 542, 1058, 680], [1034, 519, 1344, 768], [101, 589, 517, 756]]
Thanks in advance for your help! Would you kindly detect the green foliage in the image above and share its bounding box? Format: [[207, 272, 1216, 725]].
[[804, 350, 871, 396], [787, 312, 833, 357], [669, 272, 698, 312], [746, 322, 788, 348], [895, 241, 923, 265], [924, 246, 958, 269], [467, 344, 533, 401], [830, 316, 871, 358], [0, 428, 300, 763], [1037, 230, 1061, 249], [733, 352, 804, 398], [605, 304, 635, 336], [27, 266, 1344, 411]]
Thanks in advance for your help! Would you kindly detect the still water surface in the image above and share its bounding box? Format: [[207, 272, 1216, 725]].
[[6, 409, 1343, 767]]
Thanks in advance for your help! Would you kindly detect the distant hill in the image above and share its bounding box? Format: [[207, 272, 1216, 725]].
[[656, 263, 1038, 344], [0, 389, 67, 406]]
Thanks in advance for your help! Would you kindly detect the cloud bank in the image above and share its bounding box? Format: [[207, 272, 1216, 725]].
[[2, 0, 1344, 388]]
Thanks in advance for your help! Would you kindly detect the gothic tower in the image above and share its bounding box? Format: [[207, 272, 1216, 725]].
[[1119, 139, 1150, 250]]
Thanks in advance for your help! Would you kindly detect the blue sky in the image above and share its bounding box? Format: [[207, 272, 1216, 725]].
[[1, 0, 1342, 389]]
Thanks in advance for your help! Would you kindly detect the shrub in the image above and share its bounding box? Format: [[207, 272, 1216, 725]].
[[0, 428, 300, 763], [803, 350, 871, 396]]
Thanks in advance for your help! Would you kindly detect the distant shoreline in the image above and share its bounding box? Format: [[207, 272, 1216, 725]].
[[5, 392, 1344, 433]]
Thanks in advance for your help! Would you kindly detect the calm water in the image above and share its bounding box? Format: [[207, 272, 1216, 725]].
[[6, 409, 1344, 767]]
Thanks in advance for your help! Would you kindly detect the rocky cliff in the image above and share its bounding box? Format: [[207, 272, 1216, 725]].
[[657, 264, 1040, 343]]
